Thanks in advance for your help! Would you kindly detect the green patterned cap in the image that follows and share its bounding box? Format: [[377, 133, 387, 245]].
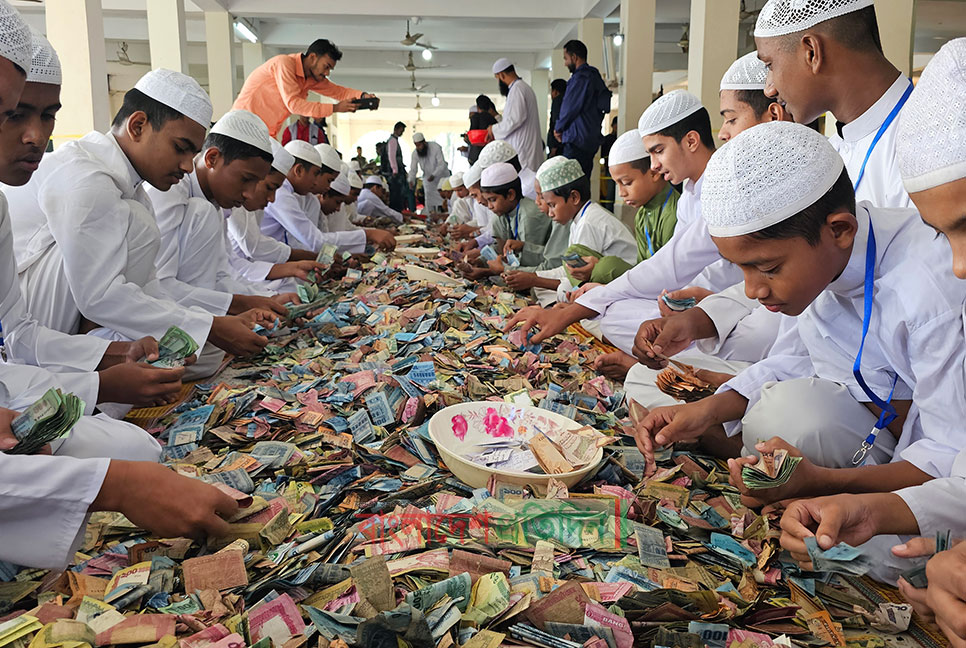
[[536, 157, 585, 192]]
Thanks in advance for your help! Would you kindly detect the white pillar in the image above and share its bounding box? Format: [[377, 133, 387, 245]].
[[47, 0, 110, 147], [616, 0, 656, 226], [687, 0, 740, 131], [205, 11, 236, 118], [578, 18, 605, 202], [242, 41, 265, 80], [874, 0, 915, 76], [531, 68, 550, 147], [550, 48, 567, 85], [146, 0, 188, 73]]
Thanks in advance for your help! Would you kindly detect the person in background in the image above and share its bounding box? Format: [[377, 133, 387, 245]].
[[357, 175, 404, 224], [468, 95, 498, 165], [408, 132, 450, 213], [489, 58, 545, 172], [554, 39, 612, 175], [383, 121, 408, 211], [600, 115, 619, 203], [281, 114, 322, 145], [353, 146, 367, 169], [548, 78, 567, 157]]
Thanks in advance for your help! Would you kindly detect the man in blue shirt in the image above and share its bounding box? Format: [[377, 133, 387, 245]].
[[554, 40, 612, 175]]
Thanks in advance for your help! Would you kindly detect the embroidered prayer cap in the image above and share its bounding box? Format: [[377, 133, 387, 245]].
[[481, 162, 518, 188], [463, 162, 483, 187], [720, 51, 768, 90], [702, 121, 844, 237], [412, 132, 426, 143], [269, 139, 295, 175], [478, 140, 517, 168], [536, 157, 585, 192], [449, 172, 464, 188], [348, 169, 363, 189], [364, 174, 384, 186], [285, 140, 322, 167], [134, 68, 213, 128], [897, 37, 966, 194], [492, 57, 513, 74], [0, 1, 31, 75], [313, 143, 342, 171], [440, 178, 453, 192], [210, 110, 273, 155], [637, 90, 703, 137], [26, 29, 60, 85], [330, 166, 350, 195], [754, 0, 875, 38], [608, 130, 649, 166]]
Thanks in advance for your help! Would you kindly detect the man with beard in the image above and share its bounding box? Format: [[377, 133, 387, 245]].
[[554, 40, 612, 175], [408, 132, 450, 213], [488, 58, 545, 172]]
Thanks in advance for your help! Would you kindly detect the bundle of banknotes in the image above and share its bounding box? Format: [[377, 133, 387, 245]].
[[661, 292, 697, 312], [901, 529, 951, 588], [655, 363, 716, 403], [7, 387, 83, 454], [805, 537, 872, 576], [149, 325, 199, 368], [740, 448, 803, 489]]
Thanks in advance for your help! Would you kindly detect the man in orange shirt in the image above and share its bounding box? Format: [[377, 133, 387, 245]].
[[234, 39, 378, 137]]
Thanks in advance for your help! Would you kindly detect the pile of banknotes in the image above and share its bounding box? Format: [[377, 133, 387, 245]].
[[740, 448, 803, 489], [149, 325, 199, 369], [655, 362, 716, 403], [7, 387, 84, 454]]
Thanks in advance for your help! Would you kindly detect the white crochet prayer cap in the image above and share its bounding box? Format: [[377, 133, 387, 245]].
[[608, 130, 648, 166], [897, 38, 966, 194], [330, 166, 350, 195], [492, 57, 513, 74], [481, 162, 518, 188], [210, 110, 273, 155], [0, 1, 31, 75], [720, 51, 767, 91], [26, 29, 60, 85], [638, 90, 703, 137], [269, 139, 295, 175], [285, 140, 322, 167], [463, 162, 483, 187], [134, 68, 212, 128], [755, 0, 875, 38], [313, 143, 342, 171], [478, 140, 517, 168], [412, 132, 426, 143], [449, 172, 464, 188], [702, 121, 843, 237], [348, 169, 363, 189]]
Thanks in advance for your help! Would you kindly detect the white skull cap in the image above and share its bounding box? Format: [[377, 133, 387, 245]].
[[269, 139, 295, 175], [491, 57, 513, 74], [463, 162, 483, 187], [348, 169, 363, 189], [0, 1, 31, 75], [755, 0, 875, 38], [897, 37, 966, 194], [364, 175, 383, 186], [638, 90, 704, 137], [330, 166, 350, 195], [210, 109, 273, 155], [413, 132, 425, 143], [448, 172, 464, 188], [608, 130, 648, 166], [481, 161, 518, 188], [313, 143, 342, 171], [720, 51, 768, 90], [26, 29, 60, 85], [701, 121, 844, 237], [134, 68, 213, 128], [285, 140, 322, 167], [478, 140, 517, 168]]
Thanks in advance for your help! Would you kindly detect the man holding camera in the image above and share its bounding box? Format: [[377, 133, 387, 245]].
[[234, 38, 379, 137]]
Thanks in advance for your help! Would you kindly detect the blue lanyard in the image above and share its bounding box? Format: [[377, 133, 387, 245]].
[[852, 80, 913, 193], [644, 189, 673, 257], [573, 201, 592, 229], [851, 218, 899, 465], [0, 318, 5, 361], [505, 204, 521, 240]]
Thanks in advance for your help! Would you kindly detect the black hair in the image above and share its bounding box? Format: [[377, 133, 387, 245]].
[[551, 79, 568, 95], [551, 175, 591, 203], [733, 89, 775, 118], [655, 106, 715, 151], [628, 158, 651, 173], [393, 121, 406, 131], [203, 132, 273, 165], [780, 5, 882, 54], [476, 95, 496, 112], [502, 65, 516, 76], [111, 88, 184, 130], [292, 157, 320, 171], [481, 177, 522, 202], [564, 39, 588, 61], [319, 163, 339, 175], [364, 182, 381, 189], [506, 155, 522, 173], [749, 167, 855, 246], [305, 39, 343, 61]]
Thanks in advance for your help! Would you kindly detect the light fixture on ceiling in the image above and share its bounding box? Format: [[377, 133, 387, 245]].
[[431, 92, 440, 107], [234, 19, 258, 44], [421, 48, 433, 61], [612, 33, 623, 47]]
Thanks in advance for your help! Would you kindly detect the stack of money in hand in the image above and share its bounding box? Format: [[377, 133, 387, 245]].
[[316, 243, 338, 266], [740, 448, 802, 489], [661, 292, 696, 311], [297, 282, 319, 304], [901, 529, 951, 588], [7, 388, 84, 455], [150, 326, 199, 368], [804, 537, 872, 576], [655, 363, 716, 403]]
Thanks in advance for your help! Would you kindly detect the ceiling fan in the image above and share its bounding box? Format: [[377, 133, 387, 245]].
[[388, 51, 449, 72], [369, 19, 438, 50], [399, 71, 430, 93]]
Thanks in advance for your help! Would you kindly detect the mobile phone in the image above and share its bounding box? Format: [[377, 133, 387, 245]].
[[353, 97, 379, 110], [563, 253, 588, 268]]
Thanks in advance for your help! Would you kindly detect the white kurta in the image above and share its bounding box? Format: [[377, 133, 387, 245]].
[[569, 202, 637, 264], [895, 448, 966, 537], [5, 131, 213, 346], [225, 206, 292, 282], [261, 179, 326, 251], [408, 142, 450, 212], [446, 196, 474, 225], [356, 188, 403, 224], [325, 204, 362, 232], [490, 79, 546, 172], [721, 205, 966, 478], [317, 206, 367, 253]]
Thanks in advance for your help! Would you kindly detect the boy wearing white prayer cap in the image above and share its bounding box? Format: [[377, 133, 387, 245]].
[[442, 172, 475, 231], [754, 0, 912, 208], [357, 174, 404, 224], [453, 162, 497, 243], [7, 68, 274, 371], [778, 38, 966, 619], [629, 122, 966, 585]]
